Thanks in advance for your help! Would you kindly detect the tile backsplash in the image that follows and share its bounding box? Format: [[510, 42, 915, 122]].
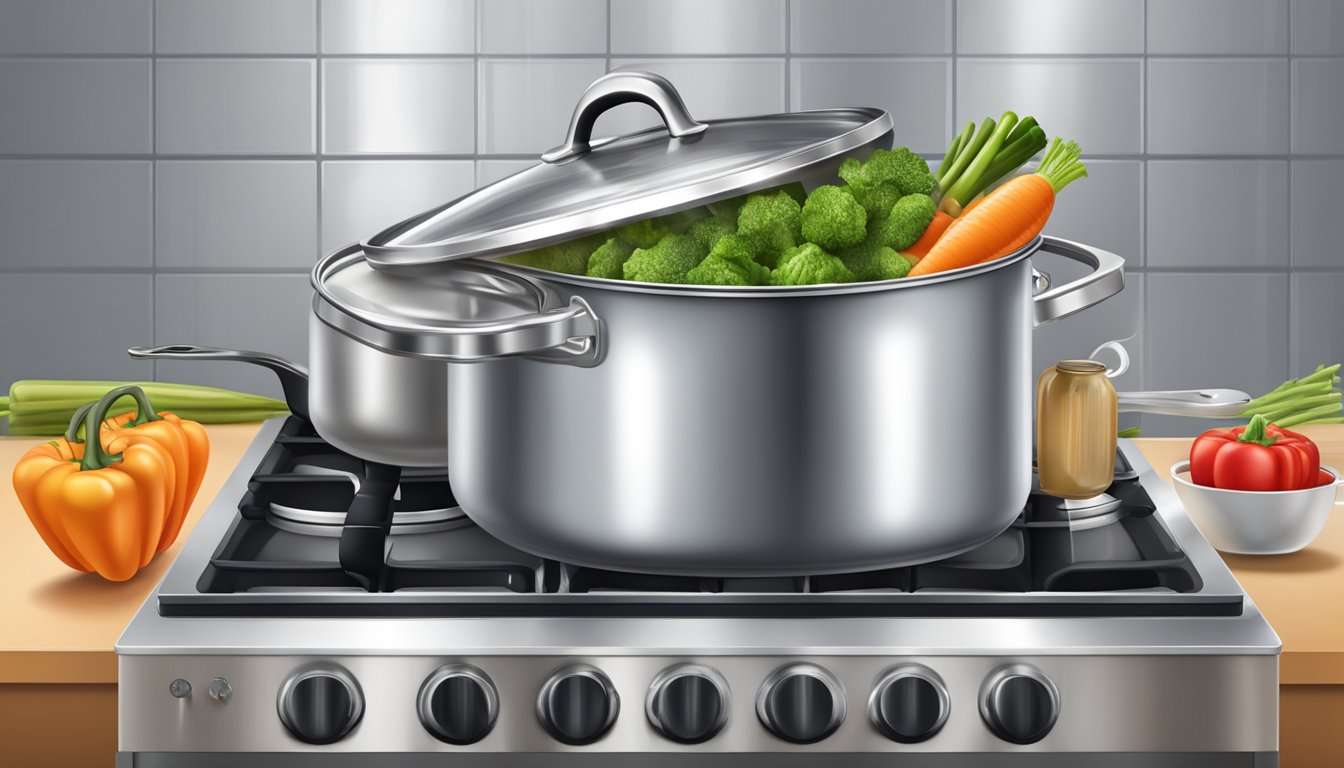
[[1, 0, 1342, 436]]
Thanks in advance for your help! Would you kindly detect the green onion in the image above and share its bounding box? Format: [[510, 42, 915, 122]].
[[4, 380, 289, 436]]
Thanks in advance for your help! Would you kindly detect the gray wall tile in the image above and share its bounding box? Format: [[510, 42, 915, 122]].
[[0, 161, 150, 269], [1146, 161, 1288, 268], [958, 0, 1143, 54], [479, 0, 607, 54], [1035, 273, 1144, 396], [1291, 273, 1344, 376], [956, 59, 1143, 156], [323, 59, 475, 154], [321, 160, 476, 253], [1292, 0, 1344, 54], [320, 0, 474, 54], [1292, 58, 1344, 155], [479, 58, 607, 154], [476, 158, 534, 187], [1146, 272, 1288, 404], [599, 59, 785, 137], [154, 274, 311, 399], [156, 59, 315, 154], [156, 161, 317, 269], [0, 0, 150, 54], [610, 0, 785, 55], [789, 0, 950, 54], [0, 274, 152, 380], [1148, 59, 1289, 155], [1147, 0, 1289, 54], [1042, 160, 1143, 266], [0, 59, 151, 154], [156, 0, 316, 54], [790, 58, 950, 155], [1291, 159, 1344, 267]]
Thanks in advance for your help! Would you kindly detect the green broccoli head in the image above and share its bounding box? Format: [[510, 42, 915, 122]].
[[687, 215, 737, 252], [622, 233, 710, 284], [770, 243, 855, 286], [870, 193, 937, 252], [839, 147, 937, 197], [585, 237, 636, 280], [801, 185, 868, 251], [839, 241, 913, 282], [616, 219, 672, 249], [737, 190, 802, 267], [686, 253, 771, 286], [844, 183, 902, 221], [500, 234, 605, 275], [657, 207, 711, 233]]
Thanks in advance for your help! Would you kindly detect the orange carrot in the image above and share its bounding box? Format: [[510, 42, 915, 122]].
[[909, 139, 1086, 278], [903, 211, 954, 259]]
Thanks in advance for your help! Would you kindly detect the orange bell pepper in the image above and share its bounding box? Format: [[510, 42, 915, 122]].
[[69, 387, 209, 552], [13, 387, 175, 581]]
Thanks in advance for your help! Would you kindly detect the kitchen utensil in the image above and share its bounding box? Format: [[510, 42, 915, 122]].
[[1170, 460, 1341, 554], [1118, 389, 1251, 418]]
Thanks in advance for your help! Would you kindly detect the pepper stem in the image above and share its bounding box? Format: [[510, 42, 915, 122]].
[[1236, 413, 1279, 447], [78, 387, 143, 471]]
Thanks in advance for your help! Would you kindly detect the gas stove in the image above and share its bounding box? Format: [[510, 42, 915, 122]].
[[117, 417, 1279, 767]]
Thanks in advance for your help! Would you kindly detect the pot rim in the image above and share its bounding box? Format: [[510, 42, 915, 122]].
[[474, 235, 1042, 298]]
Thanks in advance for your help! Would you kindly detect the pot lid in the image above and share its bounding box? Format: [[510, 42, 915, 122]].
[[361, 71, 893, 271]]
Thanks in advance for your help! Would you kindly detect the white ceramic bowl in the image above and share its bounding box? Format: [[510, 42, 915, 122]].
[[1170, 461, 1342, 555]]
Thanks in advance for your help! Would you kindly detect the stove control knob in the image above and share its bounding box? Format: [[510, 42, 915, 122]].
[[418, 664, 499, 745], [277, 666, 364, 745], [756, 663, 846, 744], [979, 664, 1060, 745], [646, 664, 730, 744], [869, 665, 949, 743], [537, 664, 620, 745]]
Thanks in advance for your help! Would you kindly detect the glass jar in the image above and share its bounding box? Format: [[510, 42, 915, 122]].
[[1037, 359, 1117, 499]]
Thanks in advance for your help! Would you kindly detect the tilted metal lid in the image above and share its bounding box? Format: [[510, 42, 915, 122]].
[[361, 71, 893, 271]]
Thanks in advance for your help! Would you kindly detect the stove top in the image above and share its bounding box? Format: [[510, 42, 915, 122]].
[[158, 417, 1241, 619]]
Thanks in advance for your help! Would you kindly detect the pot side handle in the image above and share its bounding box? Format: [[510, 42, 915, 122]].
[[541, 71, 708, 164], [1031, 237, 1126, 327]]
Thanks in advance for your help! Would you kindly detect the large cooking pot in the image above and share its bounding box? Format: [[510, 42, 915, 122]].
[[299, 71, 1130, 576]]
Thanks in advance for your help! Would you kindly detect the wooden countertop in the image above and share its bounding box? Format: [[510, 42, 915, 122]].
[[2, 423, 1343, 686], [0, 423, 265, 684], [1132, 423, 1344, 686]]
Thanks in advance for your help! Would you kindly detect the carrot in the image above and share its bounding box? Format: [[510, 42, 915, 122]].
[[909, 138, 1086, 278], [903, 211, 954, 259]]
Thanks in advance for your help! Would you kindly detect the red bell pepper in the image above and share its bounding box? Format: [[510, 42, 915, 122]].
[[1189, 414, 1321, 491]]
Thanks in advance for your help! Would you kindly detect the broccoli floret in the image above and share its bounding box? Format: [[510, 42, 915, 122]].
[[707, 195, 748, 221], [686, 253, 770, 286], [737, 190, 802, 268], [839, 147, 937, 197], [687, 215, 736, 252], [870, 193, 937, 251], [838, 242, 913, 282], [658, 207, 712, 232], [615, 219, 671, 249], [585, 237, 636, 280], [800, 185, 867, 251], [770, 243, 854, 286], [844, 183, 902, 221], [501, 234, 604, 275], [622, 233, 709, 284]]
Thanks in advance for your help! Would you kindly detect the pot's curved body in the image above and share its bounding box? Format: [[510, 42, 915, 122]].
[[446, 253, 1036, 576]]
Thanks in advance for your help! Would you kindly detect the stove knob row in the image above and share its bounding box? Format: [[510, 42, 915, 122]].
[[868, 665, 950, 743], [756, 663, 846, 744], [979, 664, 1060, 744], [418, 664, 499, 745], [537, 664, 620, 745], [277, 665, 364, 745], [646, 664, 730, 744]]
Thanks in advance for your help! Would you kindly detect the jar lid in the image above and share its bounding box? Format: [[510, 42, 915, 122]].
[[361, 71, 893, 272], [1056, 360, 1108, 374]]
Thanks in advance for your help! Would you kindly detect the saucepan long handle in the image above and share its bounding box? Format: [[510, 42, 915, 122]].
[[128, 344, 310, 420]]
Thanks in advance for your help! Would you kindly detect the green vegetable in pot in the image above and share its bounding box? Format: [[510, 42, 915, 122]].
[[870, 193, 938, 252], [838, 147, 937, 219], [687, 216, 737, 251], [501, 234, 604, 275], [737, 190, 802, 268], [770, 243, 854, 286], [838, 242, 912, 282], [585, 237, 636, 280], [800, 185, 867, 251], [622, 232, 710, 284], [616, 218, 672, 249]]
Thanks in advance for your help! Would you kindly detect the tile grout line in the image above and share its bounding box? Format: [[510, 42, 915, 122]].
[[316, 0, 324, 260], [150, 0, 157, 382]]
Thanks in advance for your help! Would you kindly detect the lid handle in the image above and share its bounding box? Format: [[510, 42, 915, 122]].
[[540, 71, 708, 164]]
